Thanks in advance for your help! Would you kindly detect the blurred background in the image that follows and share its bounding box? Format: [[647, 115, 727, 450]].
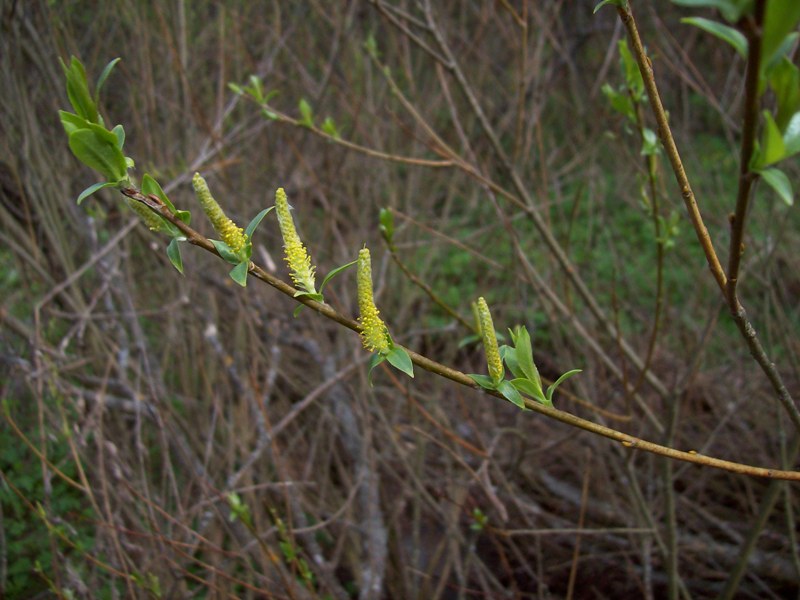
[[1, 1, 799, 598]]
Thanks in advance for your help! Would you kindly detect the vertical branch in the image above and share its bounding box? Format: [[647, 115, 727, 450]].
[[726, 0, 765, 307], [616, 4, 727, 293]]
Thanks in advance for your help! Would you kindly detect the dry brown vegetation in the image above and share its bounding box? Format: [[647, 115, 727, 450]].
[[1, 1, 799, 598]]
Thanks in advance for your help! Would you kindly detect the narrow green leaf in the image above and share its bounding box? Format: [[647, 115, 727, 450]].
[[756, 167, 793, 205], [618, 39, 644, 99], [379, 208, 395, 245], [367, 353, 386, 386], [293, 291, 324, 302], [68, 125, 128, 181], [111, 124, 125, 150], [321, 117, 340, 138], [59, 110, 89, 136], [166, 238, 184, 274], [457, 334, 481, 349], [61, 56, 99, 124], [210, 239, 241, 264], [762, 0, 800, 71], [228, 83, 243, 95], [769, 57, 800, 131], [602, 84, 636, 122], [593, 0, 627, 14], [510, 377, 545, 402], [298, 98, 314, 127], [782, 111, 800, 158], [681, 17, 747, 57], [176, 210, 192, 225], [244, 206, 275, 239], [319, 259, 357, 293], [248, 74, 264, 102], [757, 111, 787, 167], [641, 127, 660, 155], [76, 181, 116, 205], [142, 173, 179, 214], [545, 369, 583, 404], [497, 380, 526, 409], [94, 57, 121, 100], [293, 304, 306, 318], [468, 374, 497, 390], [672, 0, 748, 23], [386, 345, 414, 378], [500, 345, 524, 380], [229, 261, 249, 286]]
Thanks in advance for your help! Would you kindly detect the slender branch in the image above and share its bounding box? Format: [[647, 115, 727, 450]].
[[616, 4, 727, 293], [726, 2, 765, 307], [617, 3, 800, 434], [119, 187, 800, 481]]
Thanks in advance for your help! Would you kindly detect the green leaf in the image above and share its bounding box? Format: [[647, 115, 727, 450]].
[[76, 181, 117, 204], [500, 345, 524, 380], [229, 261, 249, 286], [60, 56, 99, 124], [762, 0, 800, 72], [142, 173, 180, 215], [228, 82, 243, 95], [210, 239, 241, 264], [545, 369, 582, 404], [756, 111, 787, 167], [94, 57, 121, 101], [111, 124, 125, 149], [641, 127, 660, 155], [379, 208, 395, 245], [457, 334, 481, 349], [298, 98, 314, 127], [68, 125, 128, 181], [468, 374, 497, 390], [509, 326, 541, 389], [769, 57, 800, 131], [497, 380, 526, 409], [602, 84, 635, 122], [510, 377, 546, 402], [59, 110, 89, 135], [593, 0, 627, 14], [166, 238, 184, 273], [386, 345, 414, 378], [293, 290, 324, 302], [321, 117, 340, 138], [319, 259, 357, 293], [756, 167, 793, 205], [367, 353, 386, 385], [248, 74, 264, 102], [782, 111, 800, 159], [244, 206, 275, 239], [681, 17, 747, 57], [293, 304, 306, 318], [618, 40, 644, 99], [671, 0, 751, 23]]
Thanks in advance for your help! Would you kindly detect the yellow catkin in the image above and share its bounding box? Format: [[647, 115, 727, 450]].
[[127, 198, 167, 232], [192, 173, 247, 254], [477, 297, 504, 383], [357, 248, 390, 354], [275, 188, 316, 293]]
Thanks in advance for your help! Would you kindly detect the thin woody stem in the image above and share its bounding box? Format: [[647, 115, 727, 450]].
[[727, 1, 765, 306], [121, 186, 800, 481], [616, 3, 800, 434], [617, 4, 727, 293]]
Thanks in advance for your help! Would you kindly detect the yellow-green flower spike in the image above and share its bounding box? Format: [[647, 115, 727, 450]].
[[357, 247, 390, 354], [477, 297, 503, 383], [127, 198, 167, 233], [275, 188, 316, 293], [192, 173, 247, 253]]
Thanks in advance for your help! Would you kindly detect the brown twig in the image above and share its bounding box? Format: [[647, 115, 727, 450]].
[[119, 186, 800, 481]]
